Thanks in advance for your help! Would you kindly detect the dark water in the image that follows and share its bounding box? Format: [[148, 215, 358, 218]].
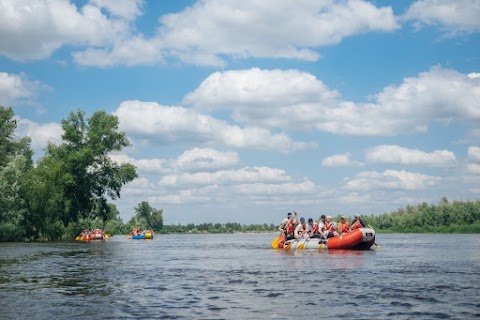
[[1, 233, 479, 319]]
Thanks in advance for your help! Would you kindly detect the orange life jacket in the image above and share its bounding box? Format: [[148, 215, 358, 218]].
[[338, 221, 350, 233]]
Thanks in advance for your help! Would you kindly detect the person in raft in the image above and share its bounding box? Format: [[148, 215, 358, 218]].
[[279, 212, 296, 240], [317, 215, 328, 239], [323, 215, 339, 238], [350, 214, 366, 230], [294, 217, 308, 240], [337, 215, 350, 235], [306, 218, 321, 238]]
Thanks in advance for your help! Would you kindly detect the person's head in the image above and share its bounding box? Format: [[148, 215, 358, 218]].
[[320, 214, 326, 221], [287, 212, 292, 218], [355, 214, 360, 220], [308, 218, 313, 224], [340, 215, 346, 221], [326, 215, 332, 222], [300, 217, 305, 224]]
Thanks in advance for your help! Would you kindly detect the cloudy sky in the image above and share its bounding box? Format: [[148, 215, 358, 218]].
[[1, 0, 479, 224]]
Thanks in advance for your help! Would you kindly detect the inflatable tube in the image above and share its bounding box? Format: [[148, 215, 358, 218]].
[[75, 232, 105, 241], [281, 228, 375, 251], [132, 231, 154, 240]]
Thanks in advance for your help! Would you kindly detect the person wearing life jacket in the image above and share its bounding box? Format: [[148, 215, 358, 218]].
[[350, 214, 366, 230], [279, 212, 296, 240], [294, 217, 308, 240], [337, 215, 350, 235], [317, 215, 328, 240], [323, 215, 339, 238], [279, 212, 292, 233], [306, 218, 320, 238]]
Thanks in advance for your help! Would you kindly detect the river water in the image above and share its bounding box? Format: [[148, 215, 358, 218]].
[[1, 233, 479, 319]]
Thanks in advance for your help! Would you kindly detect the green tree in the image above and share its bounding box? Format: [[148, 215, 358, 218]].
[[0, 106, 33, 241], [43, 110, 137, 226], [133, 201, 164, 230]]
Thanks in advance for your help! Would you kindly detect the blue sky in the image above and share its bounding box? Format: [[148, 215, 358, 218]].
[[1, 0, 480, 224]]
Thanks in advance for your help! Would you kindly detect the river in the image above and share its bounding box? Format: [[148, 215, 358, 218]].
[[1, 233, 479, 319]]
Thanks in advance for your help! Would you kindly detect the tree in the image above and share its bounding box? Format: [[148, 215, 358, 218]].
[[0, 106, 33, 241], [41, 110, 137, 226], [134, 201, 164, 230]]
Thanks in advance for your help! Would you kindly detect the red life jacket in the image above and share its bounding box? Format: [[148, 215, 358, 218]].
[[324, 222, 335, 232], [286, 221, 295, 234], [351, 221, 362, 230], [310, 223, 319, 235]]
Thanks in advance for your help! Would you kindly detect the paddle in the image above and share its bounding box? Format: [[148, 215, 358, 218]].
[[271, 232, 285, 248], [297, 237, 309, 250], [367, 224, 381, 249]]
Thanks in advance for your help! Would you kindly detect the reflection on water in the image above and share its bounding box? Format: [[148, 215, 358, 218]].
[[1, 233, 480, 319]]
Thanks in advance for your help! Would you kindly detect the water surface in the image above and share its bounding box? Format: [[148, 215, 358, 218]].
[[1, 233, 479, 319]]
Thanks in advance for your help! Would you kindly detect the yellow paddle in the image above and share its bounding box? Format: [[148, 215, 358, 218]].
[[298, 239, 307, 250], [271, 236, 281, 248], [367, 225, 381, 249]]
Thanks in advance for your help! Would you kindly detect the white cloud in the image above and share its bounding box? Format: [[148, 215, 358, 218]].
[[15, 118, 62, 152], [150, 0, 398, 66], [175, 147, 239, 170], [469, 73, 480, 79], [468, 146, 480, 162], [0, 0, 398, 66], [466, 163, 480, 175], [343, 169, 441, 191], [404, 0, 480, 34], [0, 0, 133, 61], [111, 147, 239, 173], [366, 145, 457, 167], [159, 166, 290, 187], [321, 152, 363, 167], [114, 100, 316, 152], [0, 72, 45, 105], [183, 67, 480, 136]]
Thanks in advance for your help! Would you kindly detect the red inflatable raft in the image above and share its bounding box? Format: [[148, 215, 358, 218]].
[[274, 227, 376, 251]]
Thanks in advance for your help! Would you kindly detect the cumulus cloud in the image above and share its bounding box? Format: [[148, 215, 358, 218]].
[[0, 0, 398, 66], [151, 0, 398, 66], [0, 0, 139, 61], [365, 145, 457, 167], [183, 67, 480, 136], [0, 72, 45, 106], [404, 0, 480, 34], [15, 118, 63, 151], [159, 166, 290, 187], [321, 152, 363, 167], [113, 100, 316, 152], [466, 163, 480, 175], [343, 169, 441, 191], [111, 147, 239, 173], [468, 146, 480, 162]]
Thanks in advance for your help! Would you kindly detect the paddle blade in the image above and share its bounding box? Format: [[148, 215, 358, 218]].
[[271, 236, 281, 248]]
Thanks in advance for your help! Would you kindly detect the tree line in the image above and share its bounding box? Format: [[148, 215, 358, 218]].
[[361, 197, 480, 233]]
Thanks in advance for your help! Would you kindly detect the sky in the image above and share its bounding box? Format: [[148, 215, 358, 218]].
[[1, 0, 480, 225]]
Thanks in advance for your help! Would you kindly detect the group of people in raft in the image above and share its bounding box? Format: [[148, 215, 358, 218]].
[[130, 226, 154, 236], [79, 228, 105, 237], [279, 211, 366, 242]]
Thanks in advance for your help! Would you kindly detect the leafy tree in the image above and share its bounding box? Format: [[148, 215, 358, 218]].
[[0, 106, 33, 241], [132, 201, 163, 230], [43, 110, 137, 226]]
